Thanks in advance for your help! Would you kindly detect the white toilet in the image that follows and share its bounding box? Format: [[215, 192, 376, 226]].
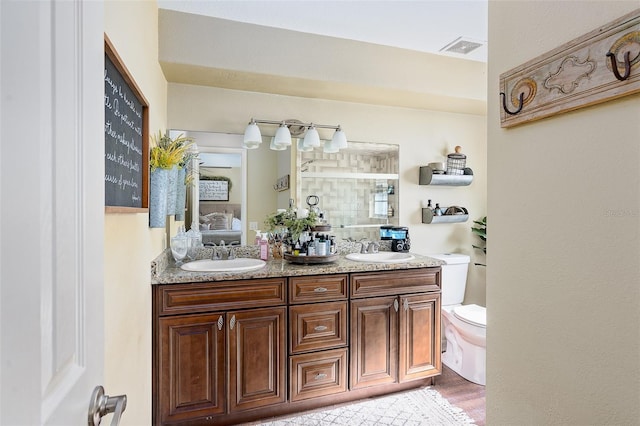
[[429, 253, 486, 386]]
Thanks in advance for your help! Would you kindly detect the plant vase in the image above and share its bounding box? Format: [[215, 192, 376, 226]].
[[165, 165, 179, 216], [175, 166, 187, 220], [149, 168, 170, 228]]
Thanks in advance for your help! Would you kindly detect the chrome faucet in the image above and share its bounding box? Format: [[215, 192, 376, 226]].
[[212, 240, 237, 260], [367, 242, 380, 254], [359, 241, 380, 254]]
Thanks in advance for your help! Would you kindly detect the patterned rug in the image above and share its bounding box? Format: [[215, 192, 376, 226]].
[[251, 387, 476, 425]]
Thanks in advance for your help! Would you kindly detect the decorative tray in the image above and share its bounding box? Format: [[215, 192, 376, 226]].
[[283, 253, 339, 264]]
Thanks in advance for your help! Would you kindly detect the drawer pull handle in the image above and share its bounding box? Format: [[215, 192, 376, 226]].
[[314, 373, 327, 380], [394, 299, 399, 312], [314, 325, 328, 332], [313, 287, 328, 293], [217, 315, 224, 331], [229, 315, 236, 330]]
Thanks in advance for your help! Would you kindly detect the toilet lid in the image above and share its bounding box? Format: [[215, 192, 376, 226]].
[[453, 304, 486, 328]]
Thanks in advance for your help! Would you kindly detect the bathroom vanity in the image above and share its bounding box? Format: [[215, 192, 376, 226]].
[[151, 251, 442, 425]]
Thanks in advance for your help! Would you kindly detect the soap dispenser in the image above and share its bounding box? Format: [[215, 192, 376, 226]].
[[259, 233, 269, 261]]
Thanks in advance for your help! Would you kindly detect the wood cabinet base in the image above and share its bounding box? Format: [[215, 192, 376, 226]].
[[153, 269, 441, 426]]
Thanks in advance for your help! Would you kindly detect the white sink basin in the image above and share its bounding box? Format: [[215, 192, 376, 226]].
[[345, 252, 415, 263], [180, 258, 266, 273]]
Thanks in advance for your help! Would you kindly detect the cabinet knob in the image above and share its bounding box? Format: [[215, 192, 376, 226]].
[[217, 315, 224, 331], [229, 315, 236, 330], [393, 299, 399, 312], [314, 373, 328, 380], [314, 325, 328, 332], [313, 287, 328, 293], [404, 299, 409, 311]]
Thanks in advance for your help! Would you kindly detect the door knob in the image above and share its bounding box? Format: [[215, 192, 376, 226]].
[[88, 385, 127, 426]]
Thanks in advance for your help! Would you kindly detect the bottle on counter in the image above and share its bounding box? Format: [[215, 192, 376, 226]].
[[426, 199, 433, 210], [259, 233, 269, 260], [434, 203, 442, 216], [317, 234, 327, 256]]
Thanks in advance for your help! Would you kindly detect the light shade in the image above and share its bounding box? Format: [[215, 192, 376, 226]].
[[323, 139, 339, 153], [332, 127, 348, 149], [273, 122, 292, 147], [302, 124, 320, 149], [269, 137, 287, 151], [297, 138, 313, 152], [243, 121, 262, 149]]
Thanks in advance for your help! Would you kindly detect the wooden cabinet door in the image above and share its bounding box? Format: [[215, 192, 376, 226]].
[[398, 293, 441, 382], [350, 296, 398, 389], [158, 313, 226, 424], [228, 306, 287, 412]]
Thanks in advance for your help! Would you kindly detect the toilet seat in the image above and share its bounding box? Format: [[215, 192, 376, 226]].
[[453, 304, 486, 328]]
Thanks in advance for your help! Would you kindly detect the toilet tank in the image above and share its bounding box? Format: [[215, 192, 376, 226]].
[[428, 253, 470, 306]]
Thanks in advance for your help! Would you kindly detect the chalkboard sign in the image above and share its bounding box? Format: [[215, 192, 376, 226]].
[[104, 35, 149, 212], [200, 180, 230, 201]]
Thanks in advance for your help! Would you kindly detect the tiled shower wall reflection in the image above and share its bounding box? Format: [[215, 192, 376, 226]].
[[299, 142, 399, 242]]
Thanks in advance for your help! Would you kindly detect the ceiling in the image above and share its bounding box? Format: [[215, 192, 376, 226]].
[[157, 0, 488, 62]]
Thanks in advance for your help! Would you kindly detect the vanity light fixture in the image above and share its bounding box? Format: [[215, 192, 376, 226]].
[[242, 118, 262, 149], [243, 118, 347, 152], [297, 138, 314, 152], [273, 121, 292, 147], [269, 136, 287, 151]]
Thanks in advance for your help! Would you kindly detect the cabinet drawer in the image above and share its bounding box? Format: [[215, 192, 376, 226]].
[[289, 274, 348, 304], [290, 301, 348, 354], [289, 348, 348, 402], [350, 268, 440, 298], [156, 278, 286, 315]]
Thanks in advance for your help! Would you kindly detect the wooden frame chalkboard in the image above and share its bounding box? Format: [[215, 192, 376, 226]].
[[104, 34, 149, 212]]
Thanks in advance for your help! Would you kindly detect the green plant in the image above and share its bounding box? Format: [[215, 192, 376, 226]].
[[471, 216, 486, 266], [264, 208, 318, 243], [150, 130, 193, 171]]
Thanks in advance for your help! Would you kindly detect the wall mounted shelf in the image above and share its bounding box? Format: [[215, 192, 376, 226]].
[[419, 166, 473, 186], [422, 207, 469, 224]]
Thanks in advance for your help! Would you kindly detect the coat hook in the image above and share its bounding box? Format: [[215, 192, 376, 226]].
[[606, 51, 634, 81], [500, 92, 524, 115]]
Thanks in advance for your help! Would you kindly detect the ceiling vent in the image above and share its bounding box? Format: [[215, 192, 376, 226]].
[[440, 37, 484, 55]]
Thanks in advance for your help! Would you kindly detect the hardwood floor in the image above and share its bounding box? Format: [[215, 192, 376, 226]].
[[434, 365, 486, 426]]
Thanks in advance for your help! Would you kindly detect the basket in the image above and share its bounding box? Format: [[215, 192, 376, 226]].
[[446, 153, 466, 175]]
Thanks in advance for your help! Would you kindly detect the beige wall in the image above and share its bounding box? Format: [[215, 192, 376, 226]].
[[104, 1, 168, 424], [487, 1, 640, 424], [168, 83, 488, 305]]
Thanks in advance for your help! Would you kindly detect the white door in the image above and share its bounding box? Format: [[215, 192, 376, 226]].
[[0, 1, 109, 425]]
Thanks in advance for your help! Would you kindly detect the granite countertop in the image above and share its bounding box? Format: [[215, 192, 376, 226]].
[[151, 242, 443, 285]]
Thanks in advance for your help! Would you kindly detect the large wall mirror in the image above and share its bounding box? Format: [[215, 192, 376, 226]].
[[296, 141, 399, 242], [174, 130, 399, 245]]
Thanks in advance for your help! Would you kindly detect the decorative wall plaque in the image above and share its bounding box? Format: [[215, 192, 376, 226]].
[[499, 9, 640, 128]]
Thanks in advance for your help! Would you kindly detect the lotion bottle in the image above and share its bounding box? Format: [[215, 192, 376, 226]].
[[259, 233, 269, 260]]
